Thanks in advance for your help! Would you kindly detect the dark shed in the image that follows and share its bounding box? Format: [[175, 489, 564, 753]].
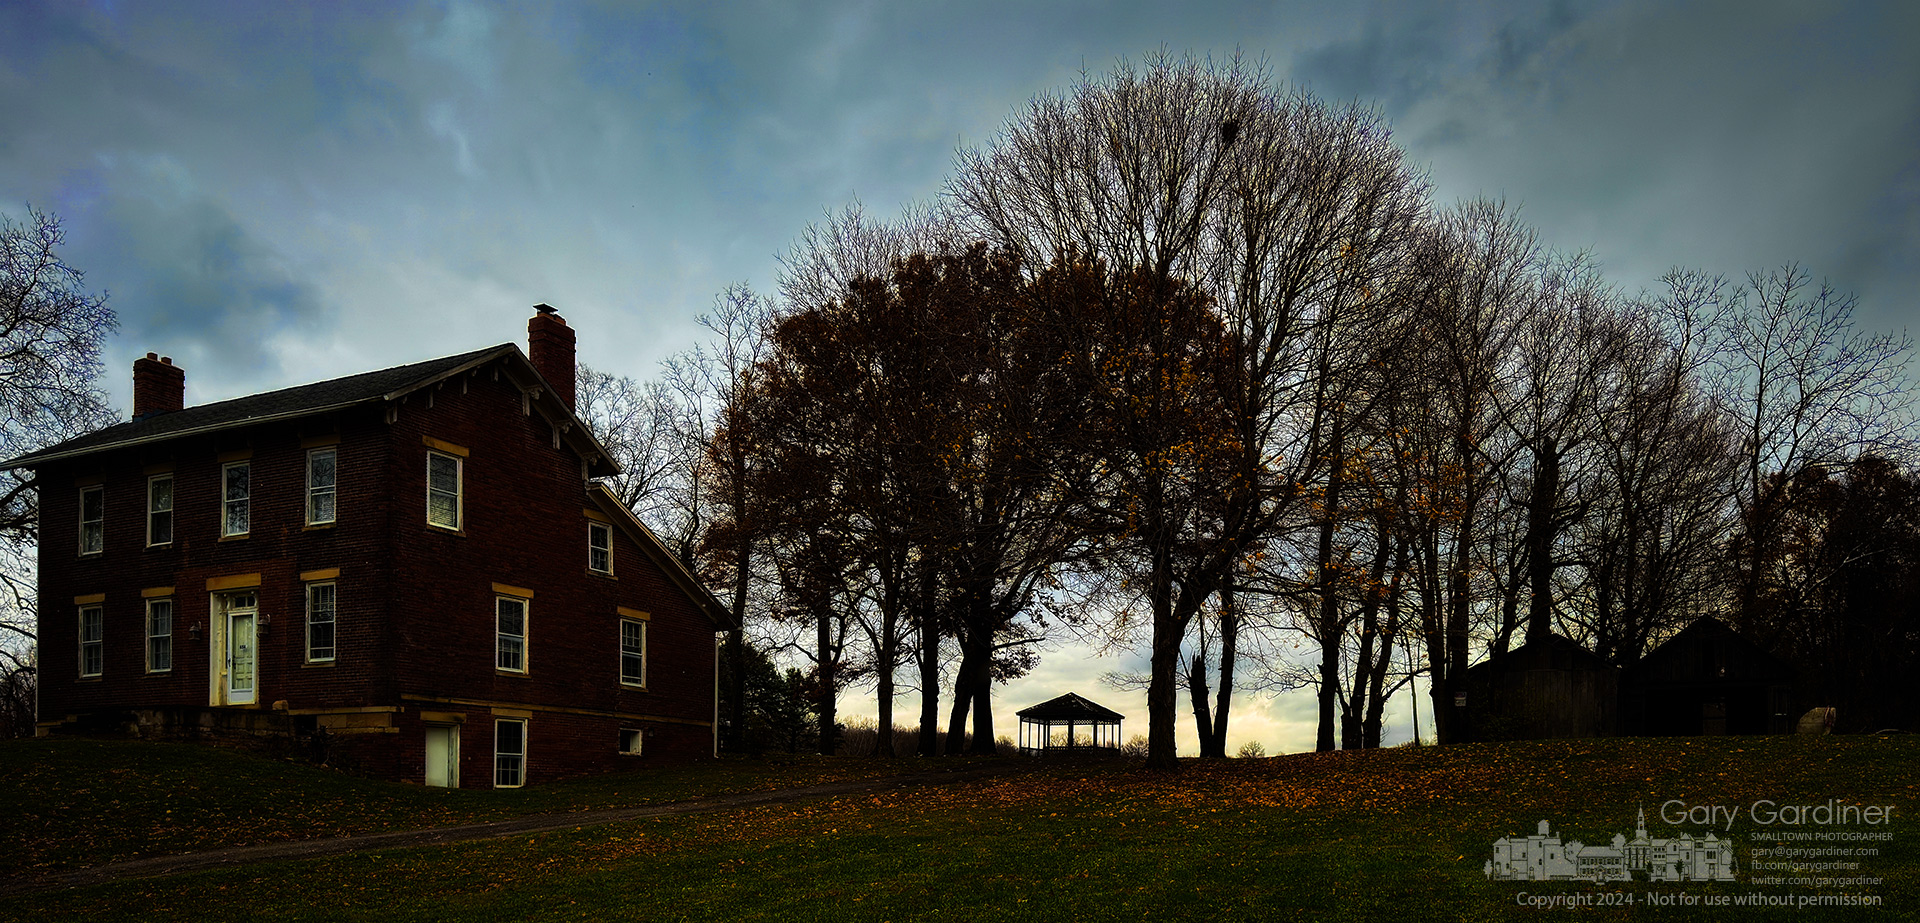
[[1458, 634, 1619, 741], [1620, 617, 1797, 735]]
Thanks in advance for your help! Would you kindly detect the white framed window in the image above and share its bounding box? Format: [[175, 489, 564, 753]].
[[619, 617, 646, 687], [306, 448, 337, 526], [222, 461, 250, 537], [79, 604, 103, 677], [619, 728, 643, 756], [306, 582, 336, 663], [494, 718, 526, 788], [588, 521, 612, 574], [147, 475, 173, 546], [78, 486, 104, 556], [146, 598, 172, 673], [496, 595, 527, 673], [427, 451, 462, 530]]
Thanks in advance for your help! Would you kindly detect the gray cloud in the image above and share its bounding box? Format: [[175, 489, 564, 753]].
[[1293, 1, 1920, 326], [5, 0, 1917, 744], [80, 154, 331, 402]]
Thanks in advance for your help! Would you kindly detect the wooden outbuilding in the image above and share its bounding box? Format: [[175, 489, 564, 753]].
[[1620, 617, 1796, 735], [1016, 693, 1124, 755], [1457, 634, 1619, 742]]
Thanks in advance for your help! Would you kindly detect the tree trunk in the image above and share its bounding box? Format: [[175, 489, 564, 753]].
[[1210, 581, 1238, 757], [1146, 547, 1182, 770], [1525, 437, 1560, 645], [917, 610, 941, 757], [874, 608, 897, 758], [1189, 651, 1215, 758], [1440, 514, 1477, 745], [816, 606, 838, 756], [969, 637, 997, 754], [1362, 550, 1406, 748], [915, 555, 942, 756], [1315, 414, 1348, 753], [725, 539, 751, 753], [945, 632, 975, 756], [1343, 526, 1394, 749], [1492, 559, 1522, 656]]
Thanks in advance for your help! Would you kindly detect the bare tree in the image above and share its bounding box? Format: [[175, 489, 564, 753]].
[[1, 207, 118, 540], [778, 201, 956, 315], [681, 285, 778, 753], [954, 51, 1429, 768], [1705, 265, 1919, 619], [1385, 200, 1540, 744], [577, 366, 681, 519], [1567, 287, 1741, 663], [1, 208, 118, 731]]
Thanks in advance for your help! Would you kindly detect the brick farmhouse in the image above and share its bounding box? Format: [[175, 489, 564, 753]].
[[4, 307, 734, 787]]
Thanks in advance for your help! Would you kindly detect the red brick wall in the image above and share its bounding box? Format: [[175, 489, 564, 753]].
[[35, 351, 721, 786], [381, 707, 711, 788], [36, 408, 395, 719], [381, 360, 720, 781]]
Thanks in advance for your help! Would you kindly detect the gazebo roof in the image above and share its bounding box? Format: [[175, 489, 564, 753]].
[[1016, 693, 1124, 722]]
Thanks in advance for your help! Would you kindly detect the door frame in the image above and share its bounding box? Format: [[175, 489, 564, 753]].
[[425, 724, 461, 788], [208, 590, 260, 706]]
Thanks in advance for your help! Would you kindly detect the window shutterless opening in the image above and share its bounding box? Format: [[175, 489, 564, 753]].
[[495, 719, 526, 788]]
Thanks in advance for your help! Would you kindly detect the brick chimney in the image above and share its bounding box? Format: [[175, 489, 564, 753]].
[[132, 353, 185, 419], [527, 304, 576, 410]]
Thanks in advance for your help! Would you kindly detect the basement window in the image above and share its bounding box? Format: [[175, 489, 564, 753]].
[[495, 719, 526, 788]]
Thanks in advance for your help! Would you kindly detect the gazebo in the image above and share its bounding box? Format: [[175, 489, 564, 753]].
[[1016, 693, 1124, 755]]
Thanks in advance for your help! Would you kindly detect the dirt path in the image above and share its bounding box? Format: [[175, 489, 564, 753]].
[[2, 764, 1030, 897]]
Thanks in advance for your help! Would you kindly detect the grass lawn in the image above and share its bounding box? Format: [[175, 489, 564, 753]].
[[1, 734, 1915, 921], [0, 737, 974, 875]]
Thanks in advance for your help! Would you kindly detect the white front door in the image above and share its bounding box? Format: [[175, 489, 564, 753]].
[[425, 725, 460, 788], [211, 591, 259, 706]]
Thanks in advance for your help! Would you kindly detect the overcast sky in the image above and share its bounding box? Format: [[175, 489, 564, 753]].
[[5, 0, 1916, 754]]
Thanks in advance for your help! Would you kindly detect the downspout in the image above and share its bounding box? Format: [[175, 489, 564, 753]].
[[713, 633, 721, 758]]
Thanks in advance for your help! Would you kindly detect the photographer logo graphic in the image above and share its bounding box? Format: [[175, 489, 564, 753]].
[[1485, 808, 1736, 883]]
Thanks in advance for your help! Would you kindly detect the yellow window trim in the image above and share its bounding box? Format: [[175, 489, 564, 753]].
[[423, 436, 469, 457], [493, 708, 532, 719], [617, 607, 651, 621], [73, 593, 106, 605], [300, 568, 341, 582], [492, 583, 534, 599], [583, 509, 611, 523], [206, 573, 263, 591], [301, 435, 341, 449], [217, 449, 253, 463], [141, 586, 175, 599]]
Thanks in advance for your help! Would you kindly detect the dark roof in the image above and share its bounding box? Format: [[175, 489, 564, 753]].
[[1624, 616, 1796, 683], [5, 344, 523, 469], [1465, 633, 1617, 677], [1017, 693, 1125, 722]]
